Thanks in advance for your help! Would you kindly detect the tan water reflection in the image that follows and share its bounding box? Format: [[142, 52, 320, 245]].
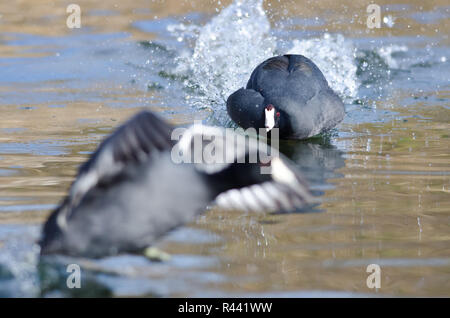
[[0, 0, 449, 296]]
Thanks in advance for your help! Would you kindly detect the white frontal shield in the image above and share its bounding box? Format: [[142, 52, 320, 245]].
[[264, 108, 275, 132]]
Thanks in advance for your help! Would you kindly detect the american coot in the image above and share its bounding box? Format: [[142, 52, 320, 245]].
[[227, 54, 345, 139], [40, 111, 312, 258]]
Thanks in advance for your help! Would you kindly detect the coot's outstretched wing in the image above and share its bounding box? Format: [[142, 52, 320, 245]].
[[177, 125, 314, 213], [213, 155, 313, 213], [61, 111, 174, 223]]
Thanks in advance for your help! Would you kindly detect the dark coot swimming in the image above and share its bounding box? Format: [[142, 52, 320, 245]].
[[227, 54, 345, 139], [40, 110, 313, 258]]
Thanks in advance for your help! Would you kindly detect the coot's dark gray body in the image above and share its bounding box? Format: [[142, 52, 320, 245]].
[[41, 155, 215, 257], [227, 54, 345, 139], [40, 111, 312, 258]]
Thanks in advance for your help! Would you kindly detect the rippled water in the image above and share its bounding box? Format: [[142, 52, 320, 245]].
[[0, 0, 449, 297]]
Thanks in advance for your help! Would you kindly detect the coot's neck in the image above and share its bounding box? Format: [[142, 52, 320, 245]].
[[266, 109, 292, 138], [278, 112, 293, 137]]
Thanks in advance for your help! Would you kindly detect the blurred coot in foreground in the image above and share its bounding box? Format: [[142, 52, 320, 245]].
[[40, 111, 313, 258]]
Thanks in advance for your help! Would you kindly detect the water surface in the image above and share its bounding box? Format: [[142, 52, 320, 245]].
[[0, 0, 449, 297]]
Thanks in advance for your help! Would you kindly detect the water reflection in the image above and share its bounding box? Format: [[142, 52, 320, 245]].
[[0, 0, 449, 297], [279, 138, 345, 195]]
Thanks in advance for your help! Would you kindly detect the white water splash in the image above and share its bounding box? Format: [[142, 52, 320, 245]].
[[170, 0, 360, 124], [173, 0, 275, 125], [377, 44, 408, 69], [0, 226, 40, 297], [287, 33, 359, 102], [191, 0, 275, 100]]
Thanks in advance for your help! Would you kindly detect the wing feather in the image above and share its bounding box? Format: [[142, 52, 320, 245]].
[[58, 111, 174, 228], [179, 124, 314, 213]]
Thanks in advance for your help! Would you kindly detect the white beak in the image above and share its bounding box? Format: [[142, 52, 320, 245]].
[[265, 108, 275, 132]]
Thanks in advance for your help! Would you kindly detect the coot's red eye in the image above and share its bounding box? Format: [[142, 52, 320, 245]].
[[276, 112, 280, 117]]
